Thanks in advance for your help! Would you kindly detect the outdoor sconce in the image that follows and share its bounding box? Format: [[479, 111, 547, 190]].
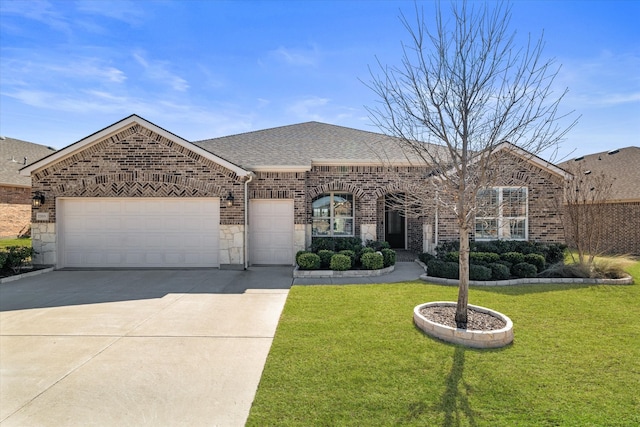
[[32, 192, 45, 208], [225, 192, 235, 207]]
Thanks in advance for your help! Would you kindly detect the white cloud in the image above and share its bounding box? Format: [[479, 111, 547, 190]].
[[75, 0, 146, 26], [0, 0, 71, 34], [132, 51, 189, 92], [268, 45, 321, 67]]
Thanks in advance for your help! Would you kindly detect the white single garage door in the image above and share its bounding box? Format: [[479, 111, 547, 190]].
[[59, 198, 220, 268], [249, 199, 294, 265]]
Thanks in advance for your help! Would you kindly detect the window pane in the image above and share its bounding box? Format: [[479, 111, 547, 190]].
[[508, 219, 526, 239], [333, 194, 353, 217], [477, 188, 498, 217], [333, 218, 353, 236], [312, 195, 331, 218], [312, 219, 331, 236], [475, 219, 498, 239], [503, 188, 526, 217]]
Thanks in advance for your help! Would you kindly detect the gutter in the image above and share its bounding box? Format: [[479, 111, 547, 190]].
[[243, 172, 255, 269]]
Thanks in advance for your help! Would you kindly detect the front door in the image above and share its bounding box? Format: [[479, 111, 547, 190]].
[[385, 208, 406, 249]]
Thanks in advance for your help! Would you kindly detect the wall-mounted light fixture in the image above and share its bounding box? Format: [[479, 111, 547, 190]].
[[225, 191, 235, 207], [32, 191, 45, 208]]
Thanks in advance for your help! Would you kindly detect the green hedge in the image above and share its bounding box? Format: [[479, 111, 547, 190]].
[[0, 246, 34, 274], [524, 253, 546, 272], [297, 253, 321, 270], [512, 262, 538, 278], [330, 254, 352, 271], [501, 252, 525, 265], [317, 250, 335, 268], [381, 248, 396, 268], [427, 260, 459, 279], [489, 262, 511, 280], [361, 252, 384, 270]]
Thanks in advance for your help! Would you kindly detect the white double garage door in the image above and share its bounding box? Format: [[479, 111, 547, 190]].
[[58, 198, 294, 268]]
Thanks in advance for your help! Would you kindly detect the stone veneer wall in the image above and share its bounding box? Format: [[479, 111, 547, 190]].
[[29, 124, 246, 266]]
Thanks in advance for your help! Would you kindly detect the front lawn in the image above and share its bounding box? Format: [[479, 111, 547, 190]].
[[247, 262, 640, 426], [0, 237, 31, 249]]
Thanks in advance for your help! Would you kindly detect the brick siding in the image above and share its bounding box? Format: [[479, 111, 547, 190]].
[[31, 124, 245, 225], [0, 185, 30, 204]]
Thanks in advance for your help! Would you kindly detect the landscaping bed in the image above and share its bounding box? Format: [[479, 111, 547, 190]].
[[295, 237, 397, 274]]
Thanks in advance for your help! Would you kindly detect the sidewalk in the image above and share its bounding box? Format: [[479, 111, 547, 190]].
[[292, 261, 425, 285]]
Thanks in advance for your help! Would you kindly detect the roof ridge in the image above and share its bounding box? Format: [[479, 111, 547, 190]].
[[194, 121, 388, 143]]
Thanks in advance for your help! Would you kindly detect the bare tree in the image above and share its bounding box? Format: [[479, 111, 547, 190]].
[[366, 0, 576, 327], [560, 163, 614, 265]]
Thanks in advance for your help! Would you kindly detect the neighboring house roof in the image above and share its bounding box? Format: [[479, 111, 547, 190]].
[[0, 136, 56, 187], [559, 146, 640, 203], [20, 115, 250, 178], [194, 121, 447, 170]]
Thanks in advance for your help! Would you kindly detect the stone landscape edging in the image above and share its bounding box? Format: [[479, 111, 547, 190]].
[[413, 301, 514, 348], [420, 273, 633, 286], [293, 265, 394, 278], [0, 266, 55, 284]]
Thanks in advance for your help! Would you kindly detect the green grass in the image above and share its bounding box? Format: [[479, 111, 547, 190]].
[[0, 237, 31, 249], [247, 262, 640, 426]]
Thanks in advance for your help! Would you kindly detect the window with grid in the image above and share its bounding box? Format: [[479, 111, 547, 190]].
[[475, 187, 527, 240], [312, 193, 354, 237]]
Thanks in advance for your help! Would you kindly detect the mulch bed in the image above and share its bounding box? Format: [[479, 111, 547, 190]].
[[420, 305, 506, 331]]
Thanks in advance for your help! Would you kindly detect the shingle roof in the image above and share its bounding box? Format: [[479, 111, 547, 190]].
[[0, 137, 56, 187], [194, 121, 445, 169], [559, 146, 640, 202]]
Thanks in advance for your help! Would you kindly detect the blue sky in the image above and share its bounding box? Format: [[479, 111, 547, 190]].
[[1, 0, 638, 161]]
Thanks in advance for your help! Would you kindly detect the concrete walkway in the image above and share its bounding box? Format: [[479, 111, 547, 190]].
[[292, 261, 425, 285], [0, 268, 292, 427]]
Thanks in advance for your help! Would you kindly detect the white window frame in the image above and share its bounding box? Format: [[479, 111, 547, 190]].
[[312, 192, 354, 237], [475, 187, 528, 241]]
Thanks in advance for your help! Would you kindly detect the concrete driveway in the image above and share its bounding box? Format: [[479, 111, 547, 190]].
[[0, 268, 292, 427]]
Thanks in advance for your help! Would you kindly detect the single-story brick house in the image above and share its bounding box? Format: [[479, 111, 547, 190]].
[[559, 146, 640, 255], [1, 137, 57, 238], [20, 115, 568, 268]]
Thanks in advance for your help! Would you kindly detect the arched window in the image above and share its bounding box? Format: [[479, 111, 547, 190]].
[[312, 193, 354, 236]]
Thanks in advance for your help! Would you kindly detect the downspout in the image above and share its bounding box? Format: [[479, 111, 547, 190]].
[[243, 172, 255, 270]]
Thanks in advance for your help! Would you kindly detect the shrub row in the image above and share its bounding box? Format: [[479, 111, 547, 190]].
[[427, 258, 540, 280], [435, 240, 566, 265], [0, 246, 34, 274], [297, 239, 396, 271]]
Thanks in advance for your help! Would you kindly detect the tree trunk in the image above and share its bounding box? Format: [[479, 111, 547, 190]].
[[455, 226, 470, 329]]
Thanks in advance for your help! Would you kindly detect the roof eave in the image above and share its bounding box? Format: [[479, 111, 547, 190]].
[[19, 115, 250, 177]]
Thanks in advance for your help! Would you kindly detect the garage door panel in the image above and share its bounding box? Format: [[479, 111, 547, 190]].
[[249, 200, 294, 265], [60, 198, 220, 268]]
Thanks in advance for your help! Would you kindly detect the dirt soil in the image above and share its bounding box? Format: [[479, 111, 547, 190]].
[[420, 305, 506, 330]]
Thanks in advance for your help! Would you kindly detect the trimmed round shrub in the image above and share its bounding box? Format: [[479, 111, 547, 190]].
[[381, 248, 396, 268], [418, 252, 435, 264], [524, 253, 546, 272], [545, 243, 567, 265], [512, 262, 538, 278], [470, 252, 501, 264], [426, 260, 459, 279], [296, 250, 311, 265], [361, 252, 384, 270], [330, 254, 351, 271], [360, 247, 374, 256], [501, 251, 525, 265], [317, 250, 335, 268], [297, 253, 320, 270], [469, 264, 492, 281], [489, 262, 511, 280], [338, 250, 356, 265]]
